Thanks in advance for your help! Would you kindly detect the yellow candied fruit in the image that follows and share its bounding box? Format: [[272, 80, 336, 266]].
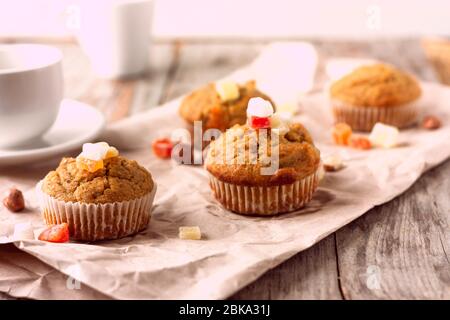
[[76, 157, 104, 173], [179, 226, 202, 240], [215, 81, 240, 102], [105, 146, 119, 159]]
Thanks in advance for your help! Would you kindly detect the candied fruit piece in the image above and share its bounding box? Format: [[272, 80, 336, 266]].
[[369, 123, 399, 148], [13, 222, 35, 240], [332, 123, 352, 146], [349, 135, 372, 150], [249, 116, 271, 129], [247, 97, 274, 118], [105, 146, 119, 159], [215, 80, 240, 102], [179, 226, 201, 240], [152, 138, 174, 159], [38, 223, 69, 243], [77, 157, 104, 173]]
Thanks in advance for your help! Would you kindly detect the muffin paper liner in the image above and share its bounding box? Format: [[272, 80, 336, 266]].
[[208, 169, 320, 216], [35, 181, 157, 242], [331, 99, 420, 132]]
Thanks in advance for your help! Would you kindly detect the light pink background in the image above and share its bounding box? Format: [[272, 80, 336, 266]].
[[0, 0, 449, 39]]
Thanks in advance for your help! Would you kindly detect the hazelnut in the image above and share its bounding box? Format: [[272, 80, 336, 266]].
[[3, 188, 25, 212], [422, 115, 441, 130], [324, 164, 339, 172]]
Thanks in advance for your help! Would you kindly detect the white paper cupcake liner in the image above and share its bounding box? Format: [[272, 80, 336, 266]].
[[208, 169, 320, 216], [331, 99, 420, 132], [36, 181, 157, 242]]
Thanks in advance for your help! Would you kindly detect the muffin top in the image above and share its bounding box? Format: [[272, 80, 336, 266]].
[[179, 80, 275, 131], [42, 155, 153, 204], [205, 123, 321, 186], [330, 64, 421, 107]]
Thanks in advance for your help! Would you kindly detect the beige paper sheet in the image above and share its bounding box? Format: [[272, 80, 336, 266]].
[[1, 43, 450, 299]]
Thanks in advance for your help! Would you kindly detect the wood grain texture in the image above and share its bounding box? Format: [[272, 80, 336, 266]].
[[61, 43, 174, 121], [336, 161, 450, 300], [1, 39, 449, 300], [231, 235, 342, 300]]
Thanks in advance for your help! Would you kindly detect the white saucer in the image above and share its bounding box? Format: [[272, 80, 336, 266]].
[[0, 99, 105, 166]]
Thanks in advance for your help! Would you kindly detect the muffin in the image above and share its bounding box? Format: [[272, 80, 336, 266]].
[[36, 142, 156, 242], [179, 80, 275, 149], [329, 63, 422, 131], [205, 98, 321, 216]]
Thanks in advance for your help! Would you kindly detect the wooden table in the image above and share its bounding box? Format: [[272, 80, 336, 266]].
[[1, 38, 449, 300]]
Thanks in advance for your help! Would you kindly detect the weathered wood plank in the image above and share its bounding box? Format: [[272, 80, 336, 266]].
[[0, 292, 15, 300], [231, 235, 342, 300], [60, 43, 174, 121], [336, 160, 450, 299]]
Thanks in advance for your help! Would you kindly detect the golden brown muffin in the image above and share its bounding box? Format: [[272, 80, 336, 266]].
[[43, 156, 153, 204], [205, 123, 321, 215], [206, 123, 320, 186], [38, 151, 156, 242], [330, 63, 421, 107], [329, 64, 422, 131], [179, 80, 275, 132]]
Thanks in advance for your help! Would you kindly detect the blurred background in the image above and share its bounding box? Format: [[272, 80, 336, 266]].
[[1, 0, 449, 40]]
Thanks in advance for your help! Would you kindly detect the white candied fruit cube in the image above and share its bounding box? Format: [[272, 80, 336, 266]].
[[79, 142, 120, 161], [13, 222, 35, 240], [179, 226, 202, 240], [215, 80, 240, 102], [247, 97, 274, 118], [369, 123, 399, 148]]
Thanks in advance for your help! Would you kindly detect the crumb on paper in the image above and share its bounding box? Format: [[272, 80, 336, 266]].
[[323, 154, 344, 172], [179, 226, 202, 240]]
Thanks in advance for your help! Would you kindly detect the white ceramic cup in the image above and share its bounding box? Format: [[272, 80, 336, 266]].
[[76, 0, 153, 79], [0, 44, 63, 148]]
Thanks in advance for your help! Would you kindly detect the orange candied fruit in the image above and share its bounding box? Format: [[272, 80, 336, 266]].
[[332, 123, 352, 146], [349, 135, 372, 150], [104, 146, 119, 159], [38, 223, 70, 243], [152, 138, 174, 159], [76, 157, 104, 172]]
